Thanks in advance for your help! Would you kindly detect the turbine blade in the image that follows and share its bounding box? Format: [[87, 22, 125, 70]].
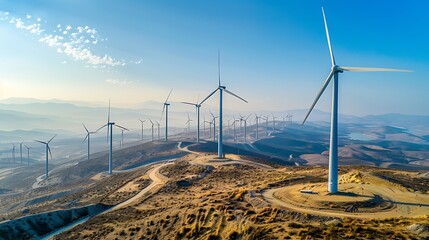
[[200, 88, 218, 105], [160, 103, 166, 121], [34, 140, 46, 144], [181, 101, 196, 106], [245, 113, 251, 121], [96, 124, 108, 133], [340, 66, 413, 72], [210, 110, 215, 118], [48, 135, 56, 144], [82, 123, 89, 133], [322, 7, 335, 66], [149, 118, 154, 125], [302, 69, 335, 125], [224, 89, 248, 103], [115, 124, 129, 131], [48, 146, 52, 160], [83, 134, 89, 143], [165, 88, 173, 103]]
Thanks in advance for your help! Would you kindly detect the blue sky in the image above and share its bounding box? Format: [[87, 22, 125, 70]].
[[0, 0, 428, 116]]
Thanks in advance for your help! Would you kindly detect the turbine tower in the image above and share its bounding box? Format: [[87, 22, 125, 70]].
[[83, 123, 96, 160], [139, 119, 146, 142], [302, 7, 411, 193], [24, 145, 31, 165], [97, 99, 129, 175], [34, 135, 55, 179], [200, 51, 248, 158], [181, 101, 202, 143], [161, 89, 173, 142]]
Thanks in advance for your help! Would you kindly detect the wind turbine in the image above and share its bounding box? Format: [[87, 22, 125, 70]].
[[24, 145, 31, 165], [139, 119, 146, 142], [11, 144, 15, 162], [302, 7, 411, 193], [83, 123, 96, 161], [97, 99, 129, 175], [272, 114, 277, 131], [200, 51, 248, 158], [185, 113, 192, 137], [209, 111, 218, 141], [263, 116, 269, 137], [204, 119, 213, 139], [149, 119, 155, 142], [240, 114, 251, 143], [255, 114, 262, 140], [34, 135, 56, 179], [181, 100, 202, 143], [20, 142, 23, 164], [155, 121, 161, 140], [231, 119, 239, 142], [161, 89, 173, 142]]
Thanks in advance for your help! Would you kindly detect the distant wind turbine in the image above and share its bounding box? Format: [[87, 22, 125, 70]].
[[139, 119, 146, 142], [34, 135, 56, 179], [272, 114, 277, 131], [161, 89, 173, 142], [240, 114, 251, 143], [181, 100, 202, 143], [185, 113, 192, 137], [302, 7, 411, 193], [20, 142, 23, 164], [83, 123, 96, 161], [97, 99, 129, 175], [209, 111, 218, 141], [149, 118, 155, 142], [255, 114, 262, 140], [11, 143, 15, 162], [155, 121, 161, 140], [24, 145, 31, 165], [200, 51, 248, 158]]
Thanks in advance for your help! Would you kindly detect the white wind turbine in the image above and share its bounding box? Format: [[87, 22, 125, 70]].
[[34, 135, 56, 179], [20, 142, 23, 164], [24, 145, 31, 165], [271, 114, 277, 131], [185, 113, 192, 137], [255, 114, 262, 140], [139, 119, 146, 142], [97, 100, 129, 175], [209, 111, 218, 142], [231, 119, 239, 142], [240, 114, 251, 143], [200, 51, 248, 158], [83, 123, 96, 161], [181, 100, 202, 143], [302, 7, 411, 193], [149, 119, 155, 142], [263, 116, 269, 137], [155, 121, 161, 140], [161, 89, 173, 142], [11, 143, 15, 162]]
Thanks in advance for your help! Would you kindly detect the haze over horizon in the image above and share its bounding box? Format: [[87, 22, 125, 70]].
[[1, 1, 428, 116]]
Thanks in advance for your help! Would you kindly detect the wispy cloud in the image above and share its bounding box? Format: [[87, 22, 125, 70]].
[[0, 11, 142, 68], [105, 78, 133, 85]]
